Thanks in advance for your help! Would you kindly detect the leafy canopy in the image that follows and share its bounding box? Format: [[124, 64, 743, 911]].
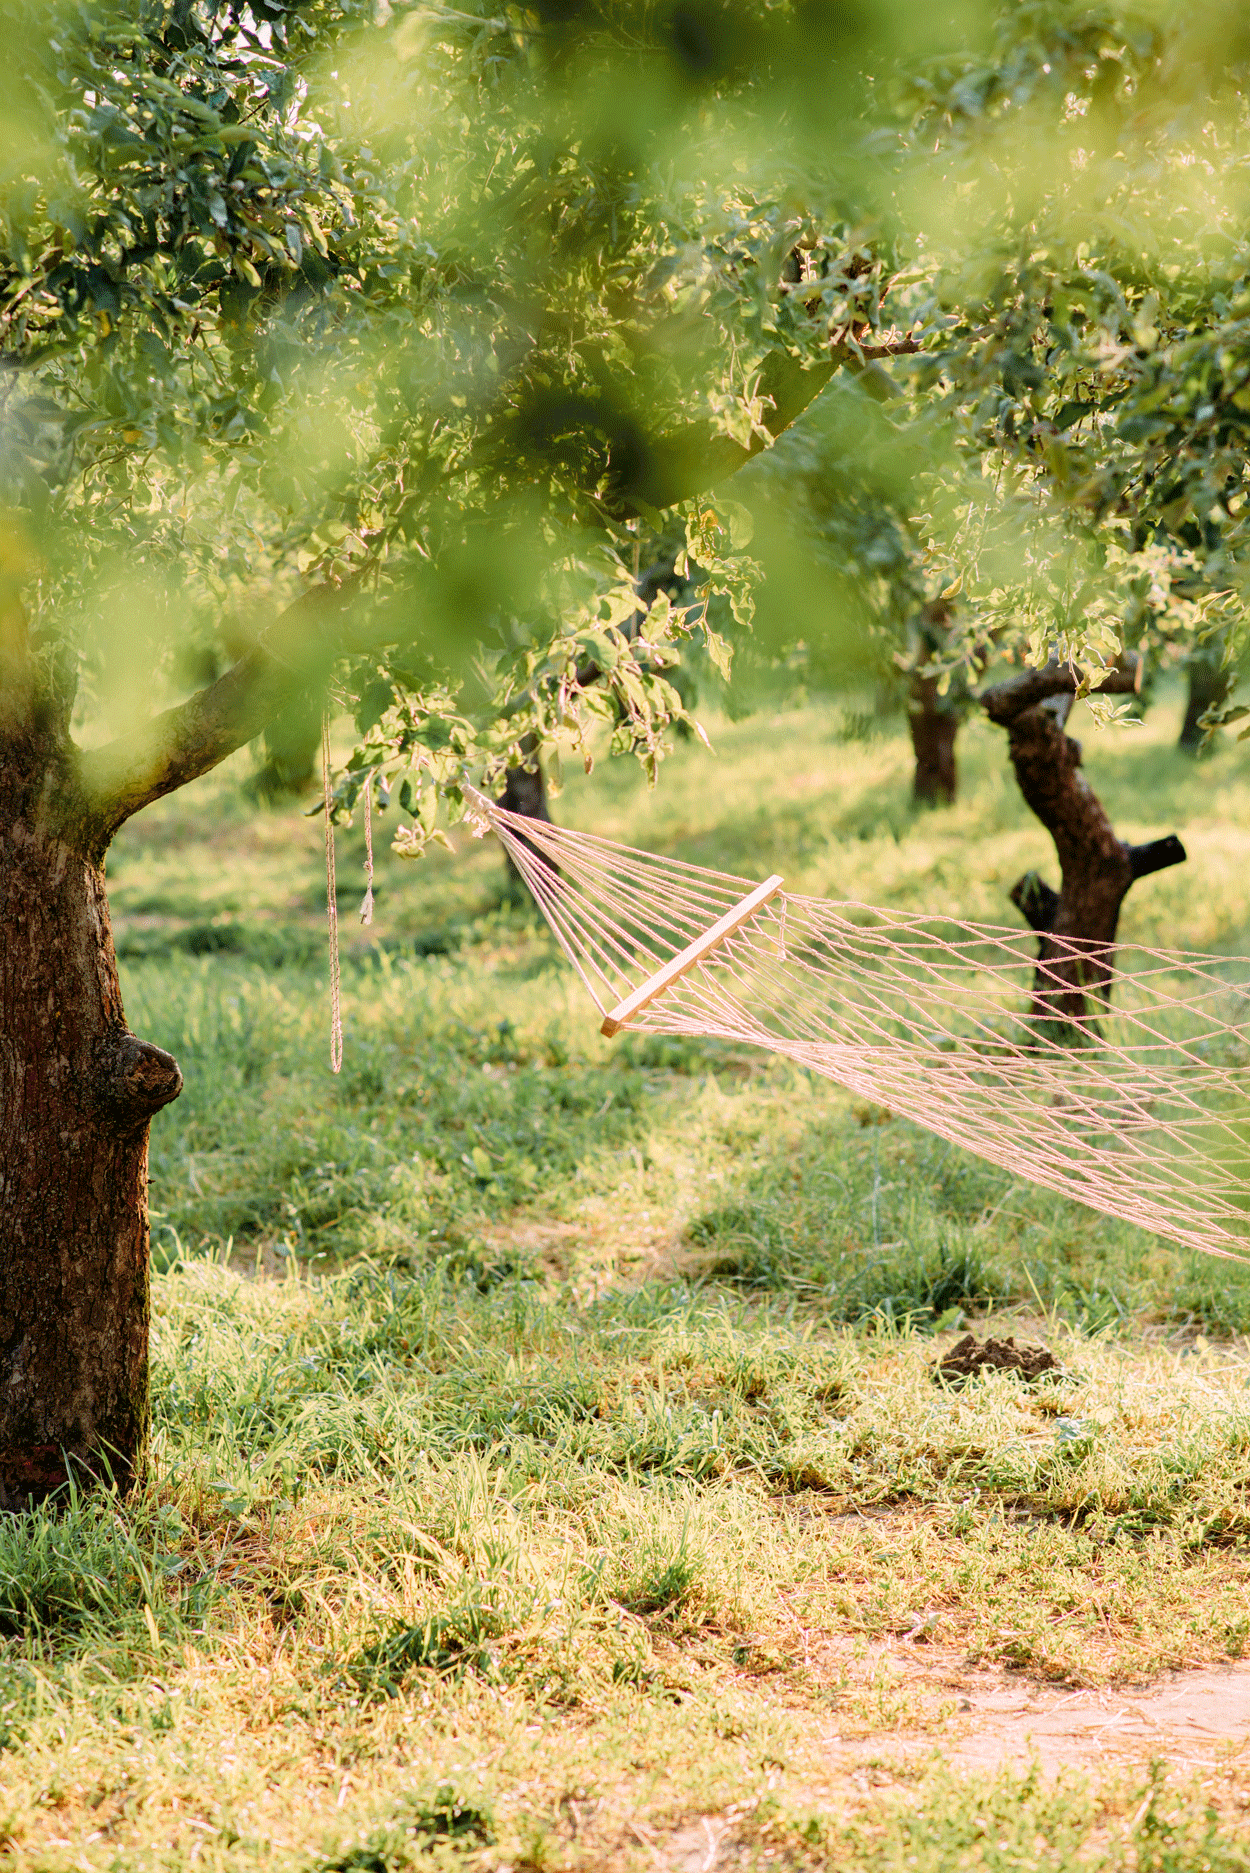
[[11, 0, 1245, 846], [2, 0, 984, 845], [737, 3, 1250, 737]]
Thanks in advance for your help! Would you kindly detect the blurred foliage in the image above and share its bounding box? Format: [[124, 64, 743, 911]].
[[712, 4, 1250, 741], [5, 0, 1250, 844], [895, 1, 1250, 726], [0, 0, 950, 835]]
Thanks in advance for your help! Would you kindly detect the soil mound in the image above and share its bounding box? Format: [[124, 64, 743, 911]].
[[935, 1333, 1059, 1383]]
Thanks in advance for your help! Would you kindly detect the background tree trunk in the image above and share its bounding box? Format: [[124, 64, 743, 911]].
[[908, 673, 959, 805], [981, 672, 1185, 1032], [500, 761, 551, 829], [1178, 653, 1231, 752], [498, 752, 557, 889], [0, 726, 181, 1510], [904, 598, 966, 805]]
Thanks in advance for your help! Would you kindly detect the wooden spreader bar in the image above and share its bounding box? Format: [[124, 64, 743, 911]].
[[600, 875, 785, 1038]]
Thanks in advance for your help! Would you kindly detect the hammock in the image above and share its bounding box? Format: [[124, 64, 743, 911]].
[[467, 791, 1250, 1263]]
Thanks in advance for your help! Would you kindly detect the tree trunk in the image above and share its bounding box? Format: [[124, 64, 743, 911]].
[[908, 673, 959, 805], [981, 672, 1186, 1035], [0, 724, 182, 1510], [904, 598, 964, 805], [1178, 654, 1231, 752], [501, 761, 551, 828], [498, 754, 558, 887]]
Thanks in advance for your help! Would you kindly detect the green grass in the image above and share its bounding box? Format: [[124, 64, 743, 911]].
[[4, 685, 1250, 1867]]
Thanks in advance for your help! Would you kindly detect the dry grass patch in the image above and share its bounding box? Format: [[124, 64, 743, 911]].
[[9, 1268, 1250, 1866]]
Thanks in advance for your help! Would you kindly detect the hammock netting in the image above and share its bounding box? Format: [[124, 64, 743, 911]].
[[468, 792, 1250, 1262]]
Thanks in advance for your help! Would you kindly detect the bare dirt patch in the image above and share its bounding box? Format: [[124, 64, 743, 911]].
[[824, 1658, 1250, 1779], [645, 1658, 1250, 1873]]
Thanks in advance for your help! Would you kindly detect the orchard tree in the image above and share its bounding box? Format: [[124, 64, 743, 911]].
[[747, 2, 1250, 986], [0, 0, 977, 1503], [904, 1, 1250, 983], [13, 0, 1240, 1506], [743, 372, 979, 804]]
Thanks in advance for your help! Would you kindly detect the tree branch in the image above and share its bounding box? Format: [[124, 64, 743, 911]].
[[1128, 834, 1187, 881], [619, 351, 837, 516], [857, 334, 923, 359], [70, 348, 841, 851], [979, 663, 1138, 727], [74, 582, 357, 855]]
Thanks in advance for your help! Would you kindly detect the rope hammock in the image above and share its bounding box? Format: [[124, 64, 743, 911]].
[[467, 790, 1250, 1263]]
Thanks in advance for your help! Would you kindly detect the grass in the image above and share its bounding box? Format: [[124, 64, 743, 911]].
[[4, 684, 1250, 1866]]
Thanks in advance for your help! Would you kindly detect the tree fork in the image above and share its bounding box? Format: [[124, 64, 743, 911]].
[[0, 346, 840, 1505], [981, 666, 1186, 1028]]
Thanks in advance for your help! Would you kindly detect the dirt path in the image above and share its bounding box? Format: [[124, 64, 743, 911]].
[[826, 1658, 1250, 1778], [650, 1658, 1250, 1872]]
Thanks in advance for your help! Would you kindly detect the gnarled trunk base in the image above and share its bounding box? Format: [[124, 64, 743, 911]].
[[0, 730, 181, 1510], [981, 673, 1186, 1033]]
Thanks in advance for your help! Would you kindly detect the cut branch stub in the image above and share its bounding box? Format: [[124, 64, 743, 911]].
[[1129, 835, 1187, 881], [1009, 871, 1060, 933], [93, 1032, 183, 1125]]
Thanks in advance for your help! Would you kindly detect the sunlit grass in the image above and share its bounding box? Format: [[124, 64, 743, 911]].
[[5, 684, 1250, 1867]]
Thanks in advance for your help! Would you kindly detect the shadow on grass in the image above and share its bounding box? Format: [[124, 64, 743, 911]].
[[682, 1108, 1248, 1334]]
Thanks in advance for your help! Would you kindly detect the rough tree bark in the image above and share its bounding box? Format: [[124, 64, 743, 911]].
[[0, 747, 181, 1508], [0, 618, 186, 1506], [980, 665, 1187, 1032], [0, 584, 354, 1509]]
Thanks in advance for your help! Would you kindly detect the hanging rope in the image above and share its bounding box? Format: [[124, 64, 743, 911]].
[[360, 773, 374, 927], [322, 714, 343, 1074], [469, 788, 1250, 1263]]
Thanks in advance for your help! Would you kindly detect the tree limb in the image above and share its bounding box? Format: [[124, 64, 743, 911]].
[[619, 351, 837, 515], [72, 347, 842, 851], [978, 663, 1138, 727], [857, 334, 923, 359], [74, 582, 357, 855]]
